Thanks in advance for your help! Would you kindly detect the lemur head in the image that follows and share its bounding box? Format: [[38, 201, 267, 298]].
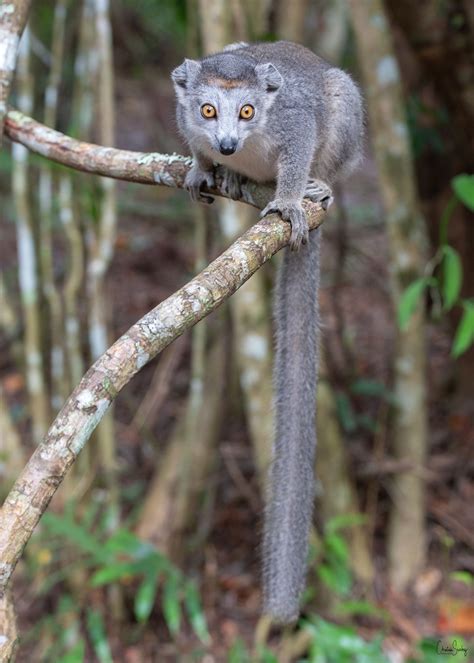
[[171, 53, 283, 156]]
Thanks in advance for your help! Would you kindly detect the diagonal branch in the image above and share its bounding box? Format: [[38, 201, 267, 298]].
[[0, 110, 327, 596]]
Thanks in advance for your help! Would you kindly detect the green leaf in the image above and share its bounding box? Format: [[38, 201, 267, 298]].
[[452, 174, 474, 212], [91, 561, 139, 586], [306, 617, 388, 662], [408, 638, 448, 663], [57, 641, 85, 663], [325, 533, 349, 564], [441, 246, 462, 310], [357, 414, 379, 433], [317, 563, 351, 595], [325, 513, 367, 533], [398, 277, 429, 328], [162, 571, 181, 635], [42, 512, 109, 563], [335, 392, 357, 433], [450, 571, 473, 586], [227, 638, 249, 663], [452, 301, 474, 357], [86, 609, 113, 663], [184, 582, 210, 644], [337, 600, 385, 618], [260, 650, 279, 663], [134, 571, 159, 623], [104, 528, 153, 558], [350, 378, 395, 404]]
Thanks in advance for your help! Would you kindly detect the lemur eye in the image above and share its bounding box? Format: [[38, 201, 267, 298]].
[[239, 104, 255, 120], [201, 104, 217, 119]]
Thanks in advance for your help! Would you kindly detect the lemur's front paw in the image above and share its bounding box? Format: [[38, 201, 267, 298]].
[[222, 168, 245, 201], [304, 179, 334, 210], [185, 165, 215, 204], [260, 198, 308, 251]]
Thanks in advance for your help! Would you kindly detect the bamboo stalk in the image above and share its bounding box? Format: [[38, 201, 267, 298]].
[[0, 274, 18, 340], [39, 0, 68, 412], [0, 383, 25, 498], [12, 29, 50, 443], [59, 176, 85, 390], [87, 0, 119, 526]]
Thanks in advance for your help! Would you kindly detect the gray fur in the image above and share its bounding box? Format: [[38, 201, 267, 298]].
[[223, 41, 249, 52], [171, 41, 363, 623]]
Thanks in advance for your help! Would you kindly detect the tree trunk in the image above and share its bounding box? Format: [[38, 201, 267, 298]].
[[0, 0, 31, 141], [349, 0, 429, 591], [384, 0, 474, 393], [12, 29, 50, 443]]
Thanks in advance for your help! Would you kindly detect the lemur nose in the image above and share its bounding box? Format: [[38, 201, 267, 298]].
[[219, 138, 237, 155]]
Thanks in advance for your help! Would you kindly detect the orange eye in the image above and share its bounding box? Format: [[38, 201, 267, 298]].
[[201, 104, 217, 119], [239, 104, 255, 120]]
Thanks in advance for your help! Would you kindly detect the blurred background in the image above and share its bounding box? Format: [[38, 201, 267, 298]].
[[1, 0, 473, 661]]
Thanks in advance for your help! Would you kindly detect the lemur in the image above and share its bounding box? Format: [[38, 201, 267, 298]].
[[171, 40, 363, 623]]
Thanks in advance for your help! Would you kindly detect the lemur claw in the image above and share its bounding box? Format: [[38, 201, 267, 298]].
[[260, 198, 309, 251], [185, 165, 215, 204], [304, 179, 334, 210]]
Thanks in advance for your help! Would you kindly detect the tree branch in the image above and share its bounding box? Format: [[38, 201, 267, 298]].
[[0, 1, 32, 143], [3, 108, 274, 209], [0, 110, 326, 598]]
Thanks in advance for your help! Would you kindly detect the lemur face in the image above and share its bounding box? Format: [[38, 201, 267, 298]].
[[171, 56, 282, 157]]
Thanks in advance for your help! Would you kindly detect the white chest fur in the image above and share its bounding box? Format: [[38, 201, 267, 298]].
[[201, 133, 278, 183]]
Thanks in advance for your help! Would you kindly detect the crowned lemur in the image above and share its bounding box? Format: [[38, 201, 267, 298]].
[[171, 41, 363, 623]]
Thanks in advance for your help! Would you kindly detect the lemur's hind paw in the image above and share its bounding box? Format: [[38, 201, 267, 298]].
[[304, 179, 333, 210], [222, 168, 245, 201], [185, 165, 215, 204], [260, 198, 308, 251]]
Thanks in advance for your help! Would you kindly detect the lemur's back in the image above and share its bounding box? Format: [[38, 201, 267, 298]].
[[236, 41, 363, 182], [200, 41, 363, 183], [218, 41, 331, 79]]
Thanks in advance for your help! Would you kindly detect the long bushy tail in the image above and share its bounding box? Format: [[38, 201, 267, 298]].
[[263, 229, 321, 623]]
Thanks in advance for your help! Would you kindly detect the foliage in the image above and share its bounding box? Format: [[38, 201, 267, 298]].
[[406, 95, 448, 158], [335, 378, 396, 435], [26, 503, 209, 660], [407, 636, 470, 663], [227, 640, 279, 663], [314, 516, 358, 597], [310, 515, 385, 617], [450, 571, 474, 586], [304, 517, 391, 661], [303, 617, 388, 663], [398, 174, 474, 357]]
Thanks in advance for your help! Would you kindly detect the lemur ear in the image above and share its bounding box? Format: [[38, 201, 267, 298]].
[[255, 62, 283, 91], [171, 58, 201, 89]]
